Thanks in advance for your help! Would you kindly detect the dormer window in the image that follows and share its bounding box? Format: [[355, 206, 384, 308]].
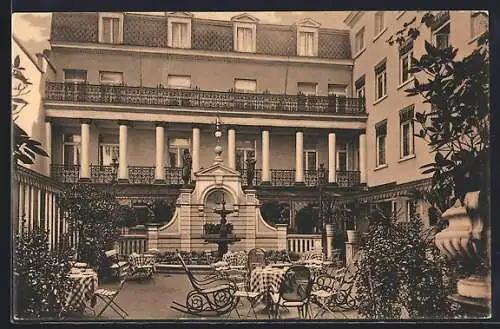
[[167, 12, 193, 49], [295, 18, 320, 57], [231, 13, 258, 53], [98, 13, 123, 44]]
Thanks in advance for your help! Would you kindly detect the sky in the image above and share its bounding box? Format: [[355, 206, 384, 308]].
[[12, 11, 350, 56]]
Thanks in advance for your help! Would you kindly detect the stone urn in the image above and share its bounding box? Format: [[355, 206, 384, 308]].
[[346, 229, 360, 243], [434, 191, 490, 300]]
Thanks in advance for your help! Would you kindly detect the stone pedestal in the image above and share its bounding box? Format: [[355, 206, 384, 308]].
[[325, 224, 334, 260], [146, 223, 160, 251], [276, 224, 288, 251], [345, 241, 359, 268]]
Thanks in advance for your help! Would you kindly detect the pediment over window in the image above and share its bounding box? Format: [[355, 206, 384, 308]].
[[231, 13, 259, 23], [166, 12, 194, 18], [295, 18, 321, 28]]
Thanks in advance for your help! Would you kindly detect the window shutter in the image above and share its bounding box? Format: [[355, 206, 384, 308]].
[[399, 39, 414, 55], [399, 105, 415, 122], [355, 75, 365, 89], [375, 120, 387, 136], [100, 71, 123, 85], [375, 59, 387, 75]]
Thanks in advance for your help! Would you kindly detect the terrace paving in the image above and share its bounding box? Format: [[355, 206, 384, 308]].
[[65, 273, 361, 321]]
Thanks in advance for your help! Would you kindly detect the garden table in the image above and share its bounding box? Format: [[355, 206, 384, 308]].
[[65, 268, 98, 313], [250, 266, 289, 309]]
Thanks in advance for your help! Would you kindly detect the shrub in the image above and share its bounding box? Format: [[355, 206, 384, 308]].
[[115, 205, 137, 228], [146, 199, 175, 224], [295, 204, 320, 234], [58, 184, 121, 275], [203, 223, 233, 235], [14, 226, 75, 319], [356, 213, 460, 319], [260, 201, 290, 226]]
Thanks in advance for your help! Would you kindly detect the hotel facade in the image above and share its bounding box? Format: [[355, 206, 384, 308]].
[[12, 10, 488, 253]]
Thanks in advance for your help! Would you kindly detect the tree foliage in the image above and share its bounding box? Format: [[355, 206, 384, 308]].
[[356, 214, 460, 319], [14, 226, 75, 319], [12, 55, 48, 164], [260, 201, 290, 226], [58, 184, 122, 272]]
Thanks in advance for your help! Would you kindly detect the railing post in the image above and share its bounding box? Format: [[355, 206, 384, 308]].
[[276, 224, 288, 251], [325, 224, 334, 260]]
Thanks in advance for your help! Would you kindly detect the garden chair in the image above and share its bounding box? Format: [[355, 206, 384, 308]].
[[93, 274, 129, 319], [128, 252, 156, 281], [104, 249, 129, 281], [247, 248, 266, 272], [270, 265, 313, 319], [171, 252, 239, 317]]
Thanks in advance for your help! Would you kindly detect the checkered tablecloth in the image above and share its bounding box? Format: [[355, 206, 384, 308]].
[[65, 269, 98, 312], [222, 251, 248, 267], [250, 267, 289, 294]]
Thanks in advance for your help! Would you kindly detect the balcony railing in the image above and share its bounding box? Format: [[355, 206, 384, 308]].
[[45, 82, 366, 115], [51, 165, 360, 187]]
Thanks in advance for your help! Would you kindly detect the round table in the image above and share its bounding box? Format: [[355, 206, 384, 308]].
[[65, 268, 98, 312], [250, 266, 289, 308]]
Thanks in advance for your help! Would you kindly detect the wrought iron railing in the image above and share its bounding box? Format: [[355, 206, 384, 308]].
[[51, 164, 360, 187], [45, 82, 367, 115], [336, 170, 361, 187], [128, 166, 155, 184], [239, 168, 262, 187], [51, 164, 80, 183], [271, 169, 296, 186]]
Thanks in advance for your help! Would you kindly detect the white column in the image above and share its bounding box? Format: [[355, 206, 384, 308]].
[[18, 181, 25, 234], [118, 121, 129, 181], [80, 120, 91, 180], [261, 129, 270, 183], [47, 192, 53, 249], [37, 188, 42, 229], [45, 190, 50, 232], [328, 132, 337, 183], [155, 123, 166, 182], [227, 128, 236, 169], [295, 131, 304, 184], [359, 133, 367, 184], [192, 127, 200, 178], [45, 120, 52, 177]]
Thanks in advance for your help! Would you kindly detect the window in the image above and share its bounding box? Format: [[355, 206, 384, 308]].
[[406, 199, 417, 220], [167, 75, 191, 89], [303, 150, 318, 171], [471, 11, 488, 40], [295, 19, 320, 56], [375, 120, 387, 167], [63, 134, 81, 165], [378, 200, 395, 219], [236, 140, 256, 170], [375, 60, 387, 100], [99, 144, 119, 166], [297, 82, 317, 96], [98, 13, 123, 44], [234, 79, 257, 93], [328, 84, 347, 96], [169, 138, 190, 168], [236, 27, 254, 52], [400, 105, 415, 158], [399, 41, 414, 84], [374, 12, 385, 36], [63, 69, 87, 83], [355, 75, 365, 99], [336, 143, 348, 171], [433, 23, 450, 50], [99, 71, 123, 85], [298, 31, 315, 56], [232, 14, 258, 53], [354, 27, 365, 54], [167, 13, 193, 49]]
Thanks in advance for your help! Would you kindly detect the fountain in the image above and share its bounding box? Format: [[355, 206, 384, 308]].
[[201, 114, 241, 259]]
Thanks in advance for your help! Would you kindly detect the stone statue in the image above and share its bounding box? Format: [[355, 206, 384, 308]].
[[246, 157, 257, 186], [182, 149, 192, 185]]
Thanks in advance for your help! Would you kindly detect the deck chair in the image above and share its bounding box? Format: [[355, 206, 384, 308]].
[[171, 252, 239, 317], [93, 277, 129, 319], [270, 266, 313, 319]]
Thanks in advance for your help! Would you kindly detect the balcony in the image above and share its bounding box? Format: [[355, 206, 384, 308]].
[[50, 165, 360, 187], [45, 82, 366, 115]]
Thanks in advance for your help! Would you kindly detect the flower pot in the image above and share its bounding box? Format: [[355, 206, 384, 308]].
[[346, 230, 360, 243]]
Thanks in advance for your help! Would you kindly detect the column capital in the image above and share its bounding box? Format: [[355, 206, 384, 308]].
[[295, 128, 304, 134], [155, 121, 167, 128], [118, 120, 132, 127], [226, 125, 237, 131], [45, 118, 53, 123], [192, 125, 202, 130], [260, 126, 272, 133], [80, 119, 92, 125]]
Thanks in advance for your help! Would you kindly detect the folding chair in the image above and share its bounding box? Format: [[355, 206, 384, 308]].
[[93, 277, 129, 319]]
